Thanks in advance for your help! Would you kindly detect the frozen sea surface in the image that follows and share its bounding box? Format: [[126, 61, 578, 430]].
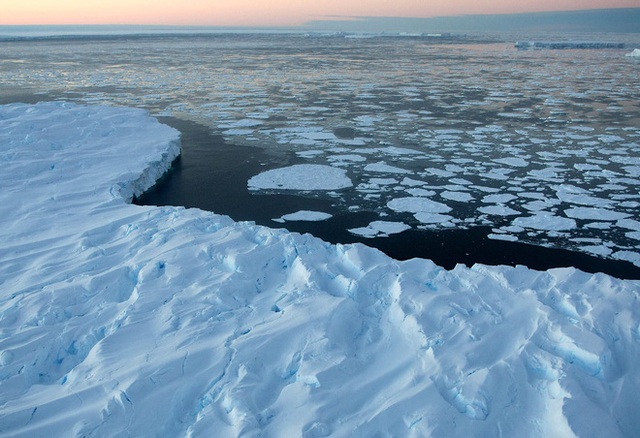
[[3, 101, 640, 437], [1, 31, 640, 269]]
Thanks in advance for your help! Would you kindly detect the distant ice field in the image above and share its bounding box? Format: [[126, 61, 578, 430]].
[[1, 32, 639, 269]]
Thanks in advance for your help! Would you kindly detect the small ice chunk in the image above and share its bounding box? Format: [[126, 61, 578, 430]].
[[489, 233, 518, 242], [348, 221, 410, 238], [328, 154, 367, 163], [248, 164, 352, 191], [450, 178, 473, 185], [414, 212, 455, 224]]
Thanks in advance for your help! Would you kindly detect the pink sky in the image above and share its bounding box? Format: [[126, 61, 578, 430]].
[[2, 0, 639, 26]]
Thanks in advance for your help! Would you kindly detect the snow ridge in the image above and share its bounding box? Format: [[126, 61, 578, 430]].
[[1, 103, 640, 437]]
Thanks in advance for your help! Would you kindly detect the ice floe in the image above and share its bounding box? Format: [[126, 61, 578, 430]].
[[387, 197, 452, 214], [273, 210, 333, 223], [513, 212, 577, 231], [2, 103, 640, 437], [248, 164, 352, 191], [348, 220, 411, 238]]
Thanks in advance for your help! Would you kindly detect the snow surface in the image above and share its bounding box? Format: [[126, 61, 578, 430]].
[[2, 102, 640, 437]]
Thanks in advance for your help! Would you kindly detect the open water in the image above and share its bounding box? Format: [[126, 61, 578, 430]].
[[1, 30, 639, 278]]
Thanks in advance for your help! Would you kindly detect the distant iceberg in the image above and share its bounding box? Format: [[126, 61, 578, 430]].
[[626, 48, 640, 57], [516, 41, 625, 50]]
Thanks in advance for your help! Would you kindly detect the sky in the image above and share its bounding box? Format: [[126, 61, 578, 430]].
[[2, 0, 640, 26]]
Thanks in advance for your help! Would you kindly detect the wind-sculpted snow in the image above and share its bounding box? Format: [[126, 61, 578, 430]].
[[2, 103, 640, 437]]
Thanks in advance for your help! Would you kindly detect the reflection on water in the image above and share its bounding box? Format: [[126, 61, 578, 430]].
[[1, 32, 639, 271]]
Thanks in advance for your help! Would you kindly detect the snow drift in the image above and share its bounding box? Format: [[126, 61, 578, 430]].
[[1, 102, 640, 437]]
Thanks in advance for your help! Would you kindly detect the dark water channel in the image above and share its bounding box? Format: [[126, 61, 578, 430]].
[[136, 118, 640, 280]]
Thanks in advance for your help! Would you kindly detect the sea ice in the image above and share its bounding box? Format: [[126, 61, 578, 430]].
[[414, 212, 455, 224], [441, 191, 474, 203], [513, 212, 577, 231], [479, 205, 520, 216], [482, 194, 517, 204], [364, 161, 411, 174], [348, 221, 411, 238], [275, 210, 333, 222], [248, 164, 352, 191], [564, 207, 630, 221], [387, 197, 452, 214], [493, 157, 529, 167]]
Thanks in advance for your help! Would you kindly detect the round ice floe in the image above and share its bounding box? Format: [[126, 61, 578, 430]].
[[513, 213, 576, 231], [248, 164, 352, 191], [276, 210, 333, 222], [387, 197, 452, 214]]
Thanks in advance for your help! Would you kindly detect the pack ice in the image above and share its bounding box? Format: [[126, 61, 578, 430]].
[[2, 102, 640, 437]]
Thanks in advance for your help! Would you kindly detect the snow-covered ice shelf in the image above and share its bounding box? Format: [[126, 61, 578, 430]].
[[2, 102, 640, 437]]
